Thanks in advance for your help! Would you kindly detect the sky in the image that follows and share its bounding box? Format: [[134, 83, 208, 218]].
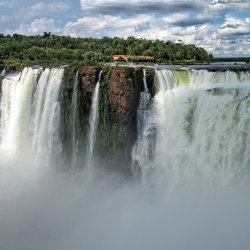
[[0, 0, 249, 57]]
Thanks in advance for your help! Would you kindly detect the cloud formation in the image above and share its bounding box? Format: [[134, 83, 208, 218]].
[[18, 2, 70, 20], [1, 0, 250, 57], [14, 18, 61, 35], [80, 0, 205, 15], [210, 0, 250, 12]]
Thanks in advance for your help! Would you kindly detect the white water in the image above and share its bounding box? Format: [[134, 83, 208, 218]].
[[31, 68, 64, 165], [71, 70, 79, 167], [136, 69, 151, 138], [0, 68, 250, 250], [133, 69, 250, 189], [0, 67, 64, 164], [87, 70, 102, 168], [0, 68, 39, 154]]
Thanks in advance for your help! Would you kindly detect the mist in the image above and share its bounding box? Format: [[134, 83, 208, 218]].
[[0, 155, 250, 250]]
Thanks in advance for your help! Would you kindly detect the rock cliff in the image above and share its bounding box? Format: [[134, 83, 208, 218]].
[[61, 66, 154, 172], [78, 66, 153, 172], [0, 65, 154, 172]]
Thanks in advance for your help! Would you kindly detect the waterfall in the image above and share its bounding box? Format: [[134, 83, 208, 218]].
[[133, 69, 250, 188], [137, 69, 151, 138], [87, 70, 102, 168], [0, 67, 64, 165], [142, 68, 149, 93], [71, 70, 79, 167], [32, 68, 64, 165], [1, 66, 250, 250], [132, 69, 152, 177], [0, 68, 40, 154]]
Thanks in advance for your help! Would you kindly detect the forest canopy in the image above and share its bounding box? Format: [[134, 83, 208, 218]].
[[0, 33, 213, 66]]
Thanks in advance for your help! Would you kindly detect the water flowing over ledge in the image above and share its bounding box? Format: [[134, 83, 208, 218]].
[[1, 66, 250, 250], [0, 66, 250, 181], [87, 70, 102, 169]]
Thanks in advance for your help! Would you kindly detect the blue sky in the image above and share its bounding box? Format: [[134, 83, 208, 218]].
[[0, 0, 249, 56]]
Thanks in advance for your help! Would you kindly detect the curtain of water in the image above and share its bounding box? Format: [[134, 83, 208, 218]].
[[87, 70, 102, 168], [133, 70, 250, 189], [32, 68, 64, 165], [132, 69, 152, 177], [71, 70, 79, 168], [0, 67, 64, 165], [0, 68, 40, 154]]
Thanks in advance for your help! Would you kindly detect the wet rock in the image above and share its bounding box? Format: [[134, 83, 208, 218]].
[[80, 66, 102, 93]]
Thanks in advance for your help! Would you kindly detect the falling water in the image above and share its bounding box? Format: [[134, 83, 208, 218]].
[[1, 67, 250, 250], [0, 67, 64, 164], [132, 69, 152, 177], [32, 68, 64, 165], [87, 70, 102, 168], [0, 68, 40, 154], [133, 69, 250, 188], [137, 69, 151, 137], [71, 70, 79, 167]]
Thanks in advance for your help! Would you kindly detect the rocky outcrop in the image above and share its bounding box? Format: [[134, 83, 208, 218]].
[[79, 66, 102, 93], [59, 65, 152, 172], [96, 67, 142, 172], [76, 66, 155, 172], [107, 67, 140, 126]]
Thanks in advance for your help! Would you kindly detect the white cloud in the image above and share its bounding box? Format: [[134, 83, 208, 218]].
[[218, 16, 250, 36], [162, 12, 211, 27], [14, 18, 61, 35], [18, 2, 70, 20], [64, 15, 154, 37], [210, 0, 250, 12], [80, 0, 207, 15], [63, 14, 199, 44]]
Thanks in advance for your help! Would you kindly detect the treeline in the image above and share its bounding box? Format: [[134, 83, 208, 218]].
[[0, 32, 213, 66]]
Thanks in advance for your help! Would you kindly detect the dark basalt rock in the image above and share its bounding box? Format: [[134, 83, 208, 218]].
[[95, 66, 142, 173], [79, 66, 102, 93], [60, 66, 147, 173]]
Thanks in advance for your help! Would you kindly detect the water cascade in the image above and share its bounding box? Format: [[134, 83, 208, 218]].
[[137, 69, 151, 137], [0, 67, 64, 164], [32, 68, 64, 165], [0, 68, 40, 154], [132, 69, 152, 178], [133, 69, 250, 188], [87, 70, 102, 168], [1, 67, 250, 250], [71, 70, 79, 167]]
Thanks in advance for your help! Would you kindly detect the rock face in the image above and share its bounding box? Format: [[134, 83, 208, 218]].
[[96, 67, 142, 172], [77, 66, 155, 172], [80, 66, 102, 93], [107, 67, 140, 128], [60, 66, 153, 172]]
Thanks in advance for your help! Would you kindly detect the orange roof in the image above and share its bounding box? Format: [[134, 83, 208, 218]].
[[113, 55, 154, 61]]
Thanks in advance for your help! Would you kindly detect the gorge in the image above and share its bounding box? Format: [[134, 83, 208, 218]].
[[0, 64, 250, 250]]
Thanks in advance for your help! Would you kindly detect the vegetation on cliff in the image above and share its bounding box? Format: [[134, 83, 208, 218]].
[[96, 67, 141, 164], [0, 33, 213, 67]]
